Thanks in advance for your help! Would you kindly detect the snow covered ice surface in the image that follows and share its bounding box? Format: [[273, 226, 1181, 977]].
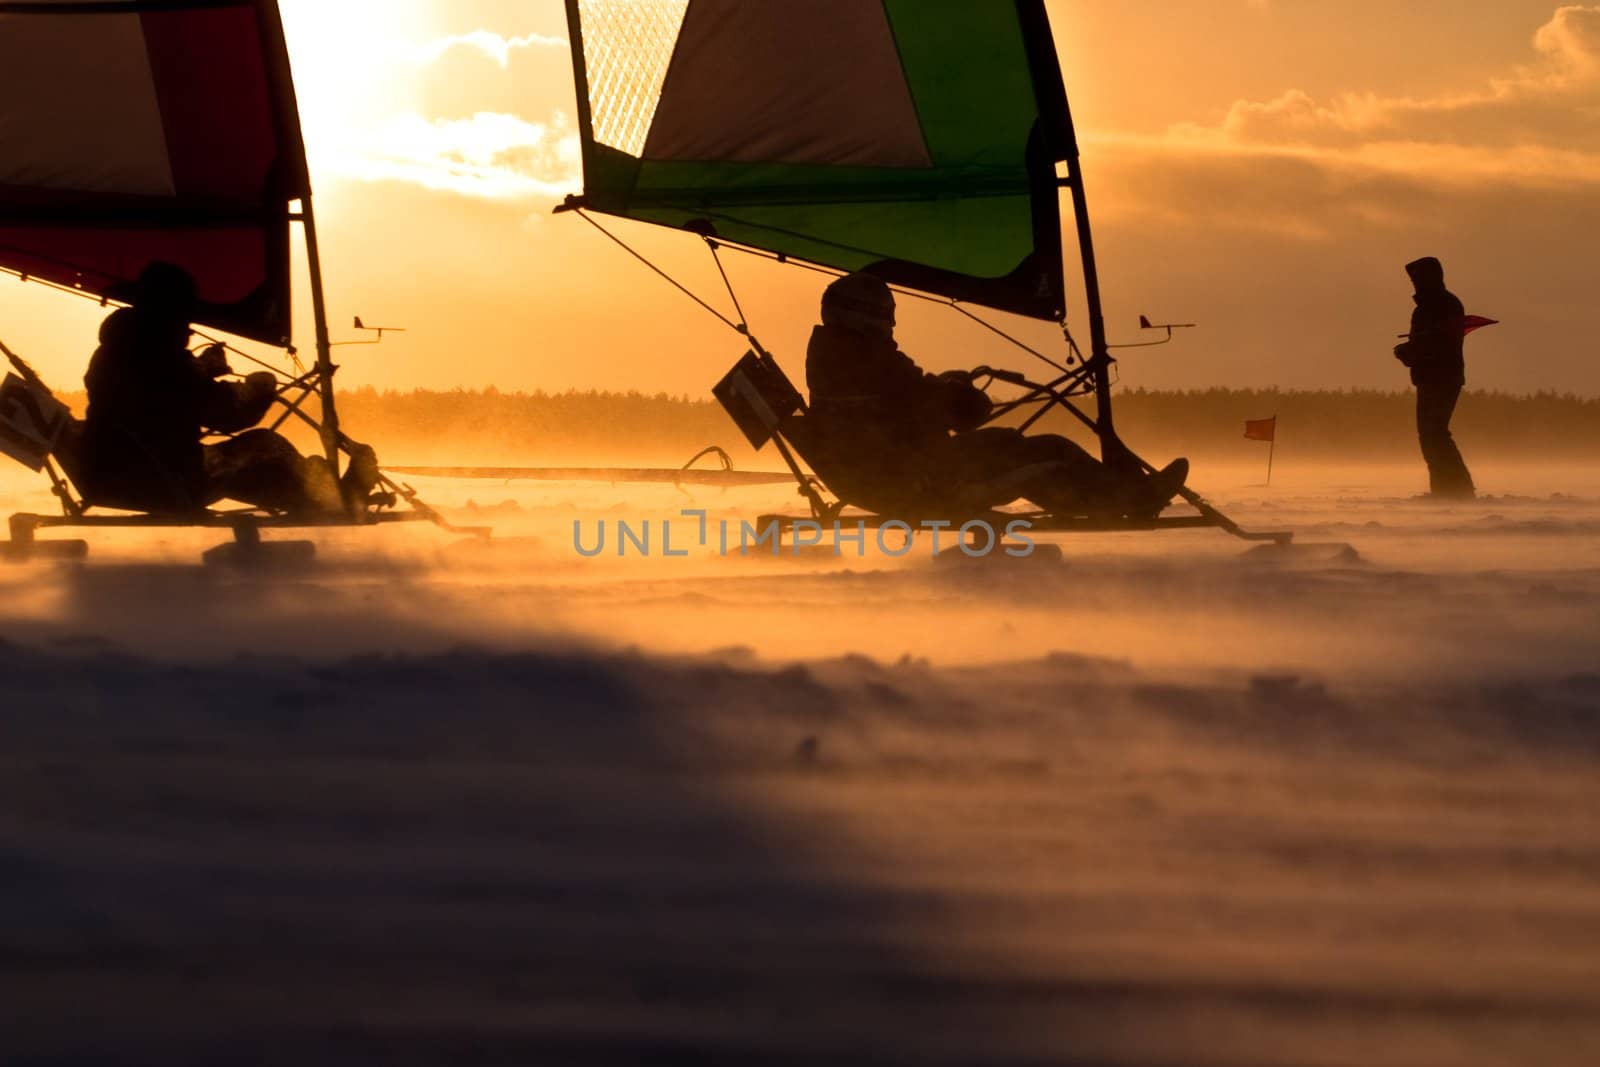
[[1, 461, 1598, 1066]]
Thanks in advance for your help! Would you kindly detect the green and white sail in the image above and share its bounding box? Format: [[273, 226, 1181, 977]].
[[563, 0, 1077, 321]]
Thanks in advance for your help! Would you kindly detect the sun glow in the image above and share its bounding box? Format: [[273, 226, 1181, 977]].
[[275, 0, 578, 202], [277, 1, 434, 172]]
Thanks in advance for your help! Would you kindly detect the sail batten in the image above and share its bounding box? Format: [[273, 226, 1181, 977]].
[[566, 0, 1071, 321], [0, 0, 307, 344]]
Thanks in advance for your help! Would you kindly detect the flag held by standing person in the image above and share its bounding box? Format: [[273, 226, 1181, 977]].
[[1244, 416, 1277, 442], [1397, 316, 1499, 340]]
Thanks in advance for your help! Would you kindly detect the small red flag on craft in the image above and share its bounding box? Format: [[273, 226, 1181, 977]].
[[1244, 416, 1277, 442], [1463, 315, 1499, 336]]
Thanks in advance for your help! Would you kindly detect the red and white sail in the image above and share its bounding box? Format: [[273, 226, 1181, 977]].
[[0, 0, 309, 344]]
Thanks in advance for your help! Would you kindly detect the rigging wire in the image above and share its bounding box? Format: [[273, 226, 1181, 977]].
[[700, 238, 1074, 376], [943, 301, 1071, 375], [570, 210, 1077, 380], [703, 240, 748, 333], [190, 327, 301, 378], [574, 209, 742, 335], [2, 265, 304, 378]]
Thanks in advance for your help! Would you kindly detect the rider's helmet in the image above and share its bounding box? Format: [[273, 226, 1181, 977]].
[[821, 272, 895, 340], [132, 261, 199, 323]]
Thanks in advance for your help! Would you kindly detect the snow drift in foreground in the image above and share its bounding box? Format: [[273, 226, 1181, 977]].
[[2, 468, 1597, 1065]]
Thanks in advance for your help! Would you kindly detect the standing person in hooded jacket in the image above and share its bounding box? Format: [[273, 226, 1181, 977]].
[[1393, 256, 1474, 499], [803, 272, 1187, 519]]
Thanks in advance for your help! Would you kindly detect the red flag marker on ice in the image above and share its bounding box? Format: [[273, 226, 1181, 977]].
[[1244, 415, 1277, 485], [1243, 417, 1276, 442]]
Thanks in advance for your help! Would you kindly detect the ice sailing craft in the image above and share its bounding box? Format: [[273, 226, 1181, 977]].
[[553, 0, 1292, 545], [0, 0, 475, 562]]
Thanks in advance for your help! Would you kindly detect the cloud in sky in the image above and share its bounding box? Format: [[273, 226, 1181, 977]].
[[1196, 4, 1599, 148], [338, 110, 580, 201], [1158, 6, 1598, 169], [411, 29, 567, 68], [317, 28, 581, 202], [1525, 3, 1600, 83], [343, 8, 1599, 212], [1082, 5, 1600, 239]]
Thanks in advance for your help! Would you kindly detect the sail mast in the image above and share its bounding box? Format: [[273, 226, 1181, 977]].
[[1016, 0, 1116, 450], [1066, 150, 1116, 448], [255, 0, 340, 473], [299, 198, 341, 472]]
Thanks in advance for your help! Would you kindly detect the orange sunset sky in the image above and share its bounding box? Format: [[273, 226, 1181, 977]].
[[6, 1, 1597, 398]]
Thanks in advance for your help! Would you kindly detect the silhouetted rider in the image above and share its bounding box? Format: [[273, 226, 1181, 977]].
[[804, 272, 1187, 518], [1393, 256, 1474, 499], [76, 262, 378, 515]]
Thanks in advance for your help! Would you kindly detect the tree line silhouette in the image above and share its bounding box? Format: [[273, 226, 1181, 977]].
[[54, 386, 1600, 466]]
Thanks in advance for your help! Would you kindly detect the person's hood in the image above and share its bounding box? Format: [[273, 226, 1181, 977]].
[[820, 272, 896, 341], [1405, 256, 1445, 293]]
